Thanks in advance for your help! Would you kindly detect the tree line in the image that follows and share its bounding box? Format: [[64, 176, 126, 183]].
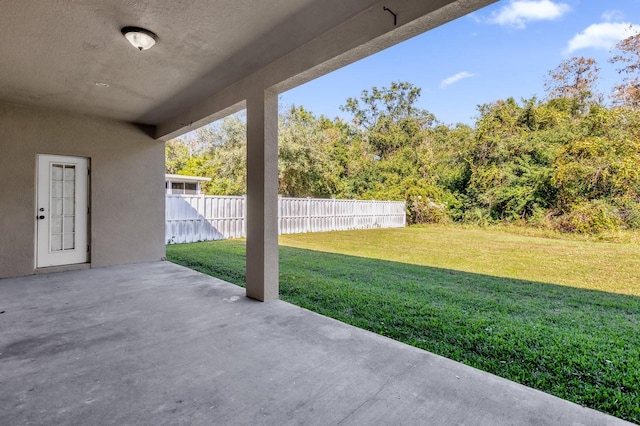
[[166, 34, 640, 234]]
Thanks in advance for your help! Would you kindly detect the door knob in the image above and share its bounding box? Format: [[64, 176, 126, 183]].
[[38, 215, 45, 220]]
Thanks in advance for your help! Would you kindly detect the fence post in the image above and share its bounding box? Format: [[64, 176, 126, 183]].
[[278, 195, 282, 235], [201, 194, 207, 241], [242, 195, 247, 238], [351, 200, 356, 230], [332, 198, 336, 231], [402, 200, 406, 227], [306, 197, 311, 233]]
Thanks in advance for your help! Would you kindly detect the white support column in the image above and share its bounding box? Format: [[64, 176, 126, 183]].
[[246, 90, 279, 301]]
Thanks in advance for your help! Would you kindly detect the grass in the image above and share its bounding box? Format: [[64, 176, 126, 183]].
[[166, 226, 640, 423], [281, 226, 640, 296]]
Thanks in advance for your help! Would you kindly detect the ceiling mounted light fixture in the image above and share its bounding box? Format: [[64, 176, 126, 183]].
[[121, 26, 158, 51]]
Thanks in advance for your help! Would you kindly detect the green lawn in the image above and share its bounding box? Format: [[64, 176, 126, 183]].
[[166, 226, 640, 423]]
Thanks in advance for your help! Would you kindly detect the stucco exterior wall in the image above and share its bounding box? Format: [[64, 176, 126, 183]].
[[0, 102, 165, 278]]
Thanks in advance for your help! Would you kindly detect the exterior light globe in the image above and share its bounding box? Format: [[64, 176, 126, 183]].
[[121, 27, 157, 51]]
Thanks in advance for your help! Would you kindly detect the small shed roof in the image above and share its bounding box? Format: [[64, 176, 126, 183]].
[[165, 174, 211, 183]]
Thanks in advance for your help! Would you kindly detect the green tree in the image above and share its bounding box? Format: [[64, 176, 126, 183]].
[[164, 76, 640, 233], [340, 81, 435, 159], [278, 106, 341, 197], [165, 139, 190, 174], [207, 114, 247, 195], [552, 106, 640, 222], [466, 98, 564, 222]]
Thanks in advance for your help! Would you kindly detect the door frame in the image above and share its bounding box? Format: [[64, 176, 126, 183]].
[[35, 154, 90, 269]]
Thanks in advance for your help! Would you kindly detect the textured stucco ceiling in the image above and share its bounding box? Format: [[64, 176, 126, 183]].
[[0, 0, 495, 132]]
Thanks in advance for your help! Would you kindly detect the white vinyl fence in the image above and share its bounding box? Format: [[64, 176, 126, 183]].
[[166, 195, 406, 244]]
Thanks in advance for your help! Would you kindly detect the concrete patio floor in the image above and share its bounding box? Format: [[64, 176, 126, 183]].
[[0, 261, 631, 425]]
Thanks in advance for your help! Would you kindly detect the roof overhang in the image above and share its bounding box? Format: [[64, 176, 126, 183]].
[[0, 0, 496, 140]]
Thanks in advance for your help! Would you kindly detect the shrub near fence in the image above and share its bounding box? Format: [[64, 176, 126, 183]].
[[166, 195, 406, 244]]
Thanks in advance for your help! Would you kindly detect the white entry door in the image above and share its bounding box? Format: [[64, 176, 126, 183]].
[[36, 155, 89, 268]]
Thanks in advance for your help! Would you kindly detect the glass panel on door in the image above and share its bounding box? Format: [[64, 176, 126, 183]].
[[50, 164, 76, 252]]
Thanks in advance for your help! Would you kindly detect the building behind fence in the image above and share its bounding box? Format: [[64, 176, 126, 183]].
[[166, 195, 406, 244]]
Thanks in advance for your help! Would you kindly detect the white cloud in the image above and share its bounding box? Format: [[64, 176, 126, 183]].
[[565, 22, 640, 53], [601, 10, 624, 23], [489, 0, 571, 29], [440, 72, 475, 89]]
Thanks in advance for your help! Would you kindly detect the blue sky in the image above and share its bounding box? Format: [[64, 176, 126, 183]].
[[280, 0, 640, 126]]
